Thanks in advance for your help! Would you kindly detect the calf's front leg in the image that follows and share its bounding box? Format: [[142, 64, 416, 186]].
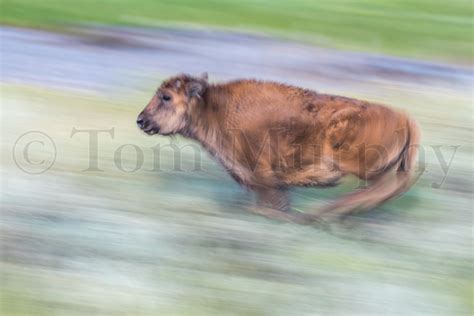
[[251, 187, 316, 224]]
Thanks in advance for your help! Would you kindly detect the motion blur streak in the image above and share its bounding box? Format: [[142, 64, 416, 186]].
[[1, 1, 473, 315]]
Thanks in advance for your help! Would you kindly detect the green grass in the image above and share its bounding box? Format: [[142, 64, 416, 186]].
[[1, 79, 472, 314], [1, 0, 473, 63]]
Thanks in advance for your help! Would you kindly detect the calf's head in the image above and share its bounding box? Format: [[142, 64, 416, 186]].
[[137, 73, 208, 135]]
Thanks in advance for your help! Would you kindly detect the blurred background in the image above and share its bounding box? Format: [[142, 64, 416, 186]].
[[1, 1, 473, 315]]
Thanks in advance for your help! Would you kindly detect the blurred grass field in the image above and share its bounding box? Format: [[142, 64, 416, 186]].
[[1, 1, 473, 315], [1, 0, 473, 63], [1, 77, 472, 314]]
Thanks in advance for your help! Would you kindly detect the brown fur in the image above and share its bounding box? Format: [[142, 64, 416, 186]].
[[137, 74, 421, 224]]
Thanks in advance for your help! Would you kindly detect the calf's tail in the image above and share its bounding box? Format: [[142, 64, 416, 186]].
[[313, 117, 421, 220]]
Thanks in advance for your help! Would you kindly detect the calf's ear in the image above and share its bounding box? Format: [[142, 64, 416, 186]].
[[186, 79, 207, 99]]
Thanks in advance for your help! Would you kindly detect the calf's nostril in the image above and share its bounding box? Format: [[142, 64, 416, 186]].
[[136, 116, 145, 129]]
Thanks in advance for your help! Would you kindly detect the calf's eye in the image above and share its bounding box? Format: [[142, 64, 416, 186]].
[[162, 95, 171, 101]]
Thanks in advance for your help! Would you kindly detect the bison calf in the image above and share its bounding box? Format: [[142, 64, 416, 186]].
[[137, 73, 420, 224]]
